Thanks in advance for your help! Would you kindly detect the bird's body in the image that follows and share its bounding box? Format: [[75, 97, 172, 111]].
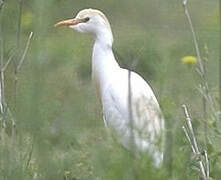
[[55, 9, 164, 165]]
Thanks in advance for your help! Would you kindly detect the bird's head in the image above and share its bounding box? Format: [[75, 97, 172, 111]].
[[55, 8, 113, 43]]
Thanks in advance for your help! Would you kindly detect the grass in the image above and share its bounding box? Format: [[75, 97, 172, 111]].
[[0, 0, 221, 179]]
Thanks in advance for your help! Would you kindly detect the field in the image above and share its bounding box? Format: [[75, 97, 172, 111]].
[[0, 0, 220, 179]]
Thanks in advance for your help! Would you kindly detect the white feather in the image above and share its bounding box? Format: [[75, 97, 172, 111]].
[[70, 8, 164, 165]]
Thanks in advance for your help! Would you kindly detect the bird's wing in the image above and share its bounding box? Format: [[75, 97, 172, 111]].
[[130, 71, 164, 139], [102, 69, 164, 139], [128, 71, 164, 164], [101, 69, 164, 157]]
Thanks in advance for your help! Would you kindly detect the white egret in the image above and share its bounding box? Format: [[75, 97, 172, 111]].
[[55, 9, 164, 165]]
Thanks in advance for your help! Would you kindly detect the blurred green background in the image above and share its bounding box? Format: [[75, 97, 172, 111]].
[[0, 0, 220, 179]]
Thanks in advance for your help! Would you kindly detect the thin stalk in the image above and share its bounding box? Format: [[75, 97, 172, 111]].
[[181, 0, 212, 150], [25, 140, 34, 170], [11, 31, 33, 144], [128, 66, 139, 180], [181, 0, 204, 74], [14, 0, 24, 112], [182, 105, 208, 180], [202, 46, 209, 146], [16, 0, 24, 48], [182, 126, 195, 153], [219, 0, 221, 120], [0, 28, 3, 114], [0, 4, 5, 144], [7, 107, 16, 146], [16, 32, 33, 72], [14, 31, 33, 103], [2, 50, 15, 72], [128, 70, 135, 152], [0, 39, 6, 145], [203, 150, 209, 179]]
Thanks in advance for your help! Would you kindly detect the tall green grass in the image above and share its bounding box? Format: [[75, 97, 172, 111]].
[[0, 0, 220, 179]]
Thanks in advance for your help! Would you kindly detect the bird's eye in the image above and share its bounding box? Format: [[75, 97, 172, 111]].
[[83, 17, 90, 22]]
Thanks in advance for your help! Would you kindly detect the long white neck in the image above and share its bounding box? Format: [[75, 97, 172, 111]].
[[92, 27, 120, 93]]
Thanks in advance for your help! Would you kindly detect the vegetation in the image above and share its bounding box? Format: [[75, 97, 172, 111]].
[[0, 0, 220, 179]]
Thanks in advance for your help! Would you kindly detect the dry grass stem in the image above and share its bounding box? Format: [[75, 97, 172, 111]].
[[219, 0, 221, 118], [182, 126, 195, 153], [181, 0, 220, 152], [181, 0, 204, 74], [128, 70, 135, 150], [2, 50, 16, 72], [182, 104, 209, 180], [17, 32, 33, 72], [0, 0, 33, 145]]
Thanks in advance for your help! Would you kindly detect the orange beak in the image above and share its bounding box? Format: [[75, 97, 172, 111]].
[[54, 18, 85, 27]]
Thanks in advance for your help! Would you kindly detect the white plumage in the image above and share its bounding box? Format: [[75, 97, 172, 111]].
[[55, 8, 164, 165]]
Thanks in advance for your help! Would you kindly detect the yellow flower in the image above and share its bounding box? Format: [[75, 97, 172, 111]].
[[22, 12, 33, 30], [181, 56, 197, 65], [64, 170, 71, 176]]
